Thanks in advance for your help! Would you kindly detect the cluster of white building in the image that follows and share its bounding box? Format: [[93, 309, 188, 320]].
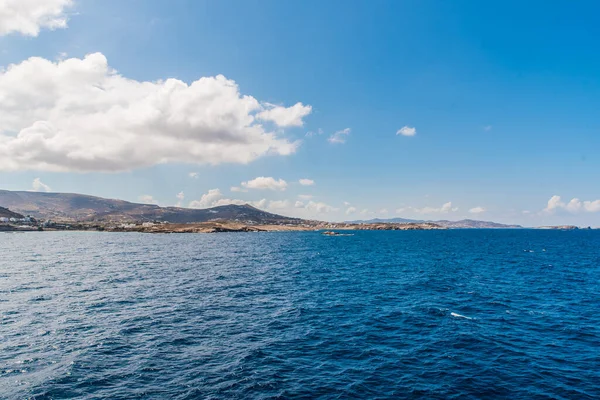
[[0, 216, 34, 224]]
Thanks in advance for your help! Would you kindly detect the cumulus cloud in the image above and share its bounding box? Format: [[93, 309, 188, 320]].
[[189, 189, 223, 208], [0, 53, 306, 172], [396, 126, 416, 137], [346, 206, 357, 215], [188, 172, 199, 179], [230, 186, 247, 193], [305, 201, 338, 214], [0, 0, 73, 37], [469, 206, 486, 214], [328, 128, 351, 144], [31, 177, 51, 192], [187, 189, 339, 219], [414, 202, 458, 214], [139, 194, 158, 205], [269, 198, 340, 217], [544, 195, 600, 213], [241, 177, 287, 191], [299, 178, 314, 186], [268, 200, 290, 210], [253, 199, 267, 209], [175, 191, 185, 207], [187, 188, 270, 209], [256, 102, 312, 127]]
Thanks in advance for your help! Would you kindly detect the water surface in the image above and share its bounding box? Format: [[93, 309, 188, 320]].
[[1, 230, 599, 399]]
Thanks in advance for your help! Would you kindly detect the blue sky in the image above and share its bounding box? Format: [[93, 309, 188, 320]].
[[1, 0, 599, 226]]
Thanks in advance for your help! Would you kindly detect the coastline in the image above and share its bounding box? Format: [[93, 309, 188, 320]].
[[1, 221, 447, 233]]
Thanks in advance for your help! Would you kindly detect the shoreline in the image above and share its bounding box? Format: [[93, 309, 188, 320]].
[[2, 222, 593, 234], [2, 221, 447, 233]]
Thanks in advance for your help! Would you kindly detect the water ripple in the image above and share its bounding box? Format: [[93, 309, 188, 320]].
[[0, 230, 599, 399]]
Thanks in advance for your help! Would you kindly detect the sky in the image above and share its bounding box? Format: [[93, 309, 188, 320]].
[[1, 0, 599, 226]]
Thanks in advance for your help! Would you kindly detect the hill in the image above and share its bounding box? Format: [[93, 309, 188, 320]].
[[433, 219, 522, 229], [0, 190, 301, 224], [347, 217, 521, 229], [0, 190, 522, 228], [0, 206, 24, 219]]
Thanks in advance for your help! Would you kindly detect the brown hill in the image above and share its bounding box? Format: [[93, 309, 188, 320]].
[[0, 206, 24, 219], [0, 190, 302, 224]]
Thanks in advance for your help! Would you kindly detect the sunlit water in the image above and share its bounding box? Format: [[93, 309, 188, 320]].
[[1, 230, 599, 399]]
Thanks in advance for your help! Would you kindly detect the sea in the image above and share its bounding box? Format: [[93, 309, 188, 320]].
[[0, 230, 599, 399]]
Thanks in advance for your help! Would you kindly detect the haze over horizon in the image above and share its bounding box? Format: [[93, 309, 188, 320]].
[[1, 0, 599, 226]]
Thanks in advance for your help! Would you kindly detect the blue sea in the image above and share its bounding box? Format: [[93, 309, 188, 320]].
[[1, 230, 599, 399]]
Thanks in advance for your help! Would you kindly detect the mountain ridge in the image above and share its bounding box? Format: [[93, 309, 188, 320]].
[[1, 189, 521, 228], [346, 217, 522, 229], [0, 190, 300, 224]]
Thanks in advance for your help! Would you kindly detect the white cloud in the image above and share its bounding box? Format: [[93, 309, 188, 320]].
[[268, 200, 290, 210], [396, 126, 416, 137], [544, 195, 600, 213], [253, 199, 267, 209], [328, 128, 350, 144], [306, 128, 324, 137], [484, 125, 492, 132], [298, 194, 313, 200], [378, 208, 388, 214], [189, 189, 223, 208], [360, 209, 370, 215], [230, 186, 247, 193], [585, 201, 600, 212], [0, 53, 303, 172], [188, 188, 268, 209], [267, 198, 340, 216], [31, 177, 51, 192], [395, 207, 406, 214], [241, 176, 287, 191], [0, 0, 73, 37], [188, 172, 199, 179], [346, 206, 357, 215], [256, 102, 312, 127], [469, 206, 486, 214], [299, 178, 314, 186], [139, 194, 158, 205], [544, 195, 563, 212], [187, 190, 339, 219], [175, 191, 185, 207], [343, 201, 351, 206], [305, 201, 338, 214], [414, 202, 458, 214]]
